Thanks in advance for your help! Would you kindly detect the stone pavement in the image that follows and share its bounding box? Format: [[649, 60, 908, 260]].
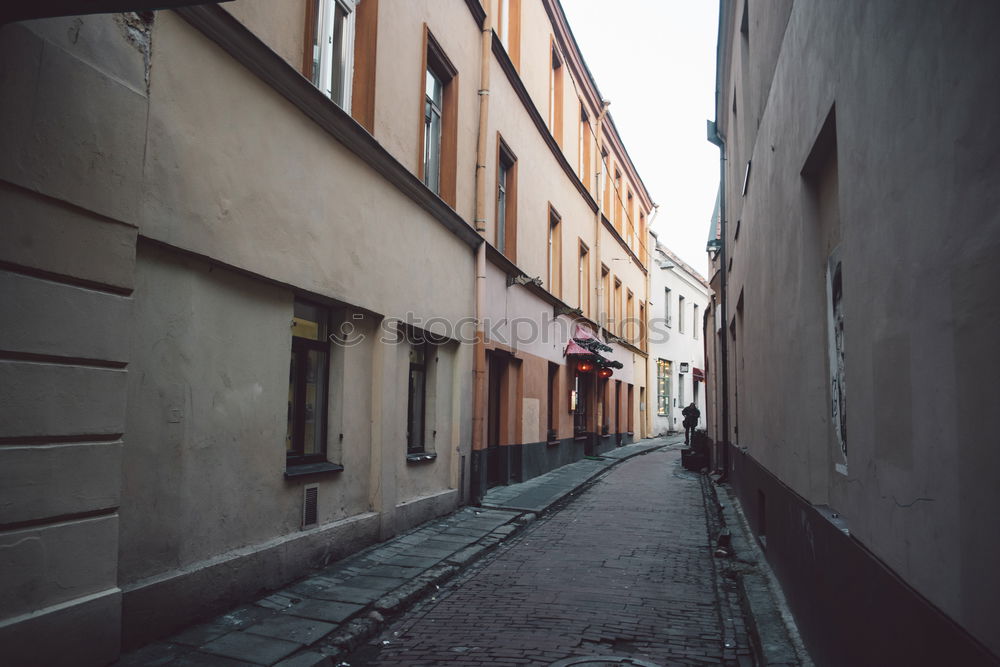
[[114, 437, 677, 666], [481, 439, 676, 513], [349, 446, 753, 666]]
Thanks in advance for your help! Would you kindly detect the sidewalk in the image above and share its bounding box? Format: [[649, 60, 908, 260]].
[[116, 437, 679, 667]]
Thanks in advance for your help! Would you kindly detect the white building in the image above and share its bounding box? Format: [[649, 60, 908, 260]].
[[647, 232, 710, 436]]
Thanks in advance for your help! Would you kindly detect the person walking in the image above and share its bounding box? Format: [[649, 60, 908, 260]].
[[682, 402, 700, 446]]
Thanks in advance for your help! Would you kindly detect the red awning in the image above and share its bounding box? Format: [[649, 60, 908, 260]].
[[693, 367, 705, 382], [564, 339, 590, 356]]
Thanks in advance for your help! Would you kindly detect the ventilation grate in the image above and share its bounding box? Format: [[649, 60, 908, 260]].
[[302, 485, 319, 528]]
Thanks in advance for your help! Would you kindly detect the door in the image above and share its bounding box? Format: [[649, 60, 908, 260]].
[[486, 354, 504, 487], [615, 380, 622, 445]]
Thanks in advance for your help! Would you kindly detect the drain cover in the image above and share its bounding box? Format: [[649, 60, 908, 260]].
[[548, 657, 662, 667]]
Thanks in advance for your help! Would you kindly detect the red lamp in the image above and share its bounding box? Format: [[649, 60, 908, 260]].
[[576, 360, 595, 373], [597, 368, 613, 378]]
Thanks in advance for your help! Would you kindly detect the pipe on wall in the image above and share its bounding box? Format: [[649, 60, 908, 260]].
[[469, 1, 492, 503]]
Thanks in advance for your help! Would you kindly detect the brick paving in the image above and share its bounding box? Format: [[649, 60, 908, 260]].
[[350, 447, 752, 666]]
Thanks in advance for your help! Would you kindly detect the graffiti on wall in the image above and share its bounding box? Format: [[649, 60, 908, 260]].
[[827, 248, 847, 468]]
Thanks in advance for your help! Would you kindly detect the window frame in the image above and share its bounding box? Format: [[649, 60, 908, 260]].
[[601, 264, 610, 329], [549, 38, 564, 145], [548, 206, 562, 298], [626, 288, 634, 343], [497, 0, 521, 68], [406, 339, 430, 454], [304, 0, 358, 111], [287, 300, 333, 467], [613, 277, 622, 337], [418, 28, 459, 206], [657, 358, 671, 416], [496, 135, 518, 260], [678, 294, 686, 334]]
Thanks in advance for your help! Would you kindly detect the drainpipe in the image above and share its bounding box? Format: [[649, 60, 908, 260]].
[[644, 204, 659, 439], [470, 5, 491, 504], [707, 0, 730, 482], [593, 100, 611, 333]]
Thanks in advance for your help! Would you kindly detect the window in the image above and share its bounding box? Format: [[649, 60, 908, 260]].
[[578, 241, 590, 316], [656, 359, 671, 416], [613, 278, 622, 337], [664, 287, 672, 327], [547, 362, 559, 440], [497, 0, 521, 67], [549, 40, 564, 145], [678, 295, 685, 334], [407, 341, 429, 453], [639, 302, 646, 350], [639, 211, 646, 249], [578, 103, 592, 186], [601, 264, 610, 329], [693, 304, 700, 339], [548, 208, 562, 298], [626, 189, 634, 247], [420, 31, 458, 205], [287, 300, 331, 465], [627, 384, 634, 433], [614, 170, 623, 232], [626, 289, 634, 343], [496, 137, 518, 259], [306, 0, 358, 110], [423, 69, 443, 195], [601, 151, 611, 217]]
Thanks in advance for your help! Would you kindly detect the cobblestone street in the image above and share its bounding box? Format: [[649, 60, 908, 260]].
[[349, 448, 751, 666]]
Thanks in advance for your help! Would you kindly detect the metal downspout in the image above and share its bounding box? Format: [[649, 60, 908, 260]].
[[470, 4, 491, 504], [644, 204, 659, 439], [708, 0, 731, 482]]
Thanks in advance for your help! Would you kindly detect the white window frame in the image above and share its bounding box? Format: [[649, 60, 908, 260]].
[[313, 0, 358, 111], [423, 68, 444, 195]]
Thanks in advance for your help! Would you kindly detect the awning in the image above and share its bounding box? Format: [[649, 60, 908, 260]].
[[564, 339, 590, 356], [693, 367, 705, 382]]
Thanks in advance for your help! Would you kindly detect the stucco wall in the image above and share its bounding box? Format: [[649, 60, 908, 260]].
[[648, 252, 709, 436], [717, 0, 1000, 655], [142, 11, 476, 326]]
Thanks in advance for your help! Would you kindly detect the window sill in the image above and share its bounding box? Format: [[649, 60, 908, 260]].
[[406, 452, 437, 464], [284, 462, 344, 479], [573, 435, 588, 442], [546, 440, 561, 447]]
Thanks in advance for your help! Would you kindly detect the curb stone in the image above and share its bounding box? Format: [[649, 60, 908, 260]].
[[119, 439, 678, 666], [701, 474, 812, 666]]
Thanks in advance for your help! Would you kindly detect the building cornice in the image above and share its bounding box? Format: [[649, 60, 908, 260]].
[[601, 214, 647, 274], [491, 33, 598, 216], [542, 0, 655, 211], [174, 4, 483, 251], [485, 244, 646, 358], [463, 0, 486, 27]]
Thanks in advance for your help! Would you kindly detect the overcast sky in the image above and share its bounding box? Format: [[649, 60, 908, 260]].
[[560, 0, 719, 279]]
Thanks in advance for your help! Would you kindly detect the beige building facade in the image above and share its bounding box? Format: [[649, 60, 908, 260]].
[[706, 1, 1000, 664], [0, 0, 657, 662], [470, 0, 653, 497]]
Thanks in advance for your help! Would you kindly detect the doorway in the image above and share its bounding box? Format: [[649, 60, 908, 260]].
[[486, 353, 505, 488]]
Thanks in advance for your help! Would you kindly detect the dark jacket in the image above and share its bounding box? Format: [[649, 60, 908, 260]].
[[682, 404, 700, 427]]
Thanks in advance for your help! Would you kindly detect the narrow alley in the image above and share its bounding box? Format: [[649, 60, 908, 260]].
[[350, 445, 751, 666]]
